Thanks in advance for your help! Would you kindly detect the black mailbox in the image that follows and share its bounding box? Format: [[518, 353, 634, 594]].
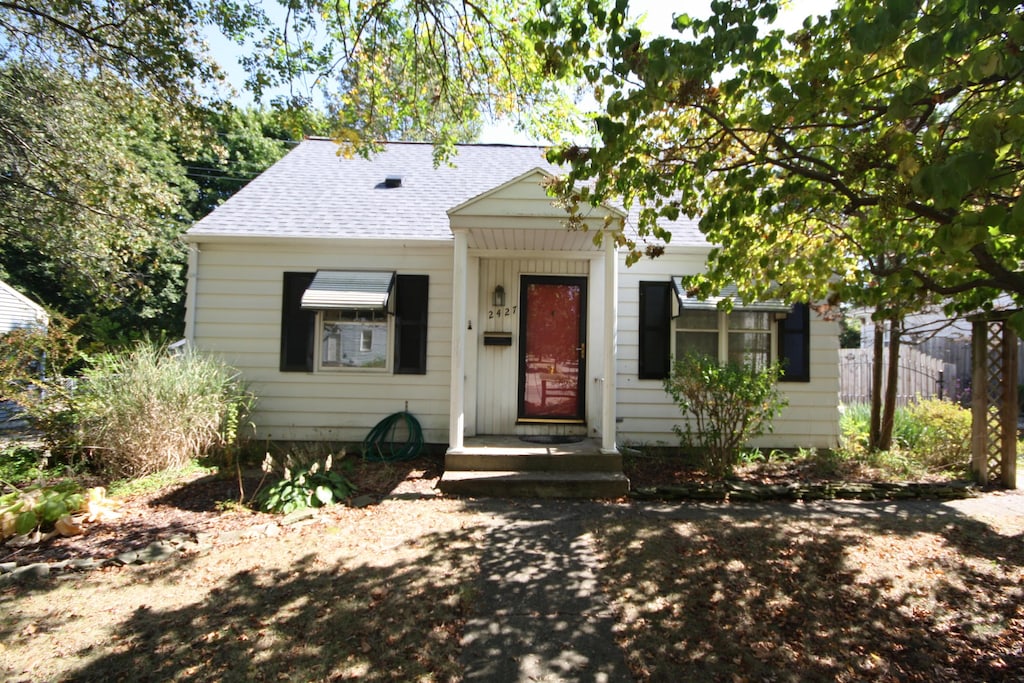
[[483, 332, 513, 346]]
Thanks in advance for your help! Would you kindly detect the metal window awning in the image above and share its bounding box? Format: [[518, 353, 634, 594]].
[[671, 277, 791, 313], [301, 270, 396, 310]]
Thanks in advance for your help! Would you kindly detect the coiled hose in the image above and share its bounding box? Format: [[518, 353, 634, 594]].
[[361, 411, 425, 462]]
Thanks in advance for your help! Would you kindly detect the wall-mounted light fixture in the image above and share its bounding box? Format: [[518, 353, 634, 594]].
[[493, 285, 505, 307]]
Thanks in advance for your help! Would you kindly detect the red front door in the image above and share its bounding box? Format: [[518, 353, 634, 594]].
[[518, 276, 586, 422]]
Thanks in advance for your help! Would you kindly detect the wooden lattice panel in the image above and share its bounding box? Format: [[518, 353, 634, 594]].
[[971, 317, 1019, 488], [983, 323, 1005, 484]]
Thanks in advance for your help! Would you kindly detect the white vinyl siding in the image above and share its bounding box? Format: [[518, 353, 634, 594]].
[[186, 240, 452, 443], [188, 240, 840, 449], [0, 280, 47, 334], [616, 249, 841, 450]]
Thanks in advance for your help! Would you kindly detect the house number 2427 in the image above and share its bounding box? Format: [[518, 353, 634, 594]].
[[488, 306, 517, 319]]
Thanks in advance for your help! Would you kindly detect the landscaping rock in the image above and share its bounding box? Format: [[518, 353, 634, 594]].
[[281, 508, 318, 525], [631, 479, 980, 503], [69, 558, 99, 571], [349, 494, 376, 508], [137, 541, 177, 564], [114, 550, 140, 565], [11, 563, 50, 581]]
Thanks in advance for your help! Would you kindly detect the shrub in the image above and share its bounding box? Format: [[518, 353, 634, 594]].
[[840, 398, 972, 477], [901, 398, 971, 473], [76, 343, 255, 478], [0, 314, 84, 459], [663, 353, 788, 478]]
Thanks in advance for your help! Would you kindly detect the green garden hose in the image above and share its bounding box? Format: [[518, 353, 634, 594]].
[[361, 411, 425, 462]]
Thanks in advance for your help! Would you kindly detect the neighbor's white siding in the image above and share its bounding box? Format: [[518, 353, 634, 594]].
[[0, 280, 47, 334], [615, 250, 841, 450], [187, 239, 453, 443]]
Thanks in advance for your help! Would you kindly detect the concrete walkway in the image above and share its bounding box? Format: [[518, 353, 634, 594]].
[[459, 500, 632, 682]]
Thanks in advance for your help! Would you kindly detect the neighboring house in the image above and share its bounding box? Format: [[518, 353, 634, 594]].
[[0, 279, 47, 334], [0, 279, 47, 430], [184, 139, 840, 458]]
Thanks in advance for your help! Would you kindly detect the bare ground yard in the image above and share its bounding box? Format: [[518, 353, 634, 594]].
[[2, 456, 1023, 681]]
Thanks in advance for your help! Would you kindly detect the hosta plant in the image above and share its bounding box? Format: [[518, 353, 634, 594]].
[[253, 453, 356, 514]]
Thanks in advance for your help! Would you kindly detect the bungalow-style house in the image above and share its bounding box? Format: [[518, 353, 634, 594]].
[[184, 139, 839, 495], [0, 279, 47, 334]]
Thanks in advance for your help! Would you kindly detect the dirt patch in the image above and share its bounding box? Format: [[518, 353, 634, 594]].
[[591, 506, 1024, 682], [2, 452, 1022, 681]]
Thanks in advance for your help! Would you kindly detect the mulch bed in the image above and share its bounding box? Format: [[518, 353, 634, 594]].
[[1, 451, 975, 568], [0, 455, 446, 567]]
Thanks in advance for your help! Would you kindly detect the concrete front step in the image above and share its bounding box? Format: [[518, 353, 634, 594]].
[[445, 451, 622, 473], [438, 470, 630, 499]]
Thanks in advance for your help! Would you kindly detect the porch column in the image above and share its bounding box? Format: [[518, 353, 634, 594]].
[[448, 230, 468, 451], [601, 233, 618, 453]]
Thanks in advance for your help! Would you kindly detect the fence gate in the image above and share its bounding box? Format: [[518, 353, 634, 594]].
[[971, 316, 1018, 487]]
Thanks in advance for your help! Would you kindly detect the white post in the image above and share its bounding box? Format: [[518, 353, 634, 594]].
[[602, 232, 619, 453], [184, 243, 200, 343], [448, 231, 468, 451]]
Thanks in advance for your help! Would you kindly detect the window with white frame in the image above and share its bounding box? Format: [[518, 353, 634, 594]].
[[674, 309, 774, 371], [319, 308, 390, 369], [281, 271, 430, 375], [637, 280, 810, 381]]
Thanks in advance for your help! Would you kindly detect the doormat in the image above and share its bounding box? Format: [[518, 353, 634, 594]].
[[519, 435, 585, 445]]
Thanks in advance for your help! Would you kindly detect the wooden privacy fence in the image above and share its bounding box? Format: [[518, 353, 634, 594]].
[[839, 346, 946, 406]]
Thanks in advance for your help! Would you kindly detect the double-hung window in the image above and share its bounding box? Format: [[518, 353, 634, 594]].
[[674, 309, 773, 371], [280, 271, 429, 374], [638, 278, 810, 381]]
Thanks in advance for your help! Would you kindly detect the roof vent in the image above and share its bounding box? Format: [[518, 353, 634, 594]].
[[384, 175, 403, 188]]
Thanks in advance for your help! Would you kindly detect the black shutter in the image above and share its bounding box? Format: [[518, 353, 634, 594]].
[[638, 281, 672, 379], [395, 274, 429, 374], [280, 272, 315, 372], [778, 302, 810, 382]]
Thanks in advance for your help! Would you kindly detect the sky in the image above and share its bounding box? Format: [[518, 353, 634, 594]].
[[206, 0, 835, 144]]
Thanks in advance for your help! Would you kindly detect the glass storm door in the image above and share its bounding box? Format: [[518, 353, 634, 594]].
[[518, 276, 586, 422]]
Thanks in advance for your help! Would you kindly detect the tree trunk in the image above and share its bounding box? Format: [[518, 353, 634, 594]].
[[869, 322, 884, 451], [878, 320, 901, 451]]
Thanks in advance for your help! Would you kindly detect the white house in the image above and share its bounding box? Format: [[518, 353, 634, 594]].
[[184, 139, 839, 492], [0, 279, 47, 334]]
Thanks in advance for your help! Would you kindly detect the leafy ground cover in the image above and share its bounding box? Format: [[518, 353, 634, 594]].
[[1, 451, 1022, 681]]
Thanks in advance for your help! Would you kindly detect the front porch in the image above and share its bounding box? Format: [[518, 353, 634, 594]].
[[439, 436, 630, 498]]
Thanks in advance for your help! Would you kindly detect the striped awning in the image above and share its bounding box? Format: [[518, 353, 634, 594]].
[[301, 271, 395, 310], [671, 277, 790, 313]]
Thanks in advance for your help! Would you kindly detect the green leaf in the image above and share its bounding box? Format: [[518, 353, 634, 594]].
[[314, 485, 334, 506], [15, 510, 38, 535]]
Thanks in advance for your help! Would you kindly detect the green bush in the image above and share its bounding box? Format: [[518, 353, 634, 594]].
[[76, 343, 255, 478], [0, 314, 84, 459], [840, 398, 971, 476], [664, 353, 788, 478], [901, 398, 972, 472]]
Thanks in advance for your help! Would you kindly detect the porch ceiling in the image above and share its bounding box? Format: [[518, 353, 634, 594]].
[[463, 226, 603, 251]]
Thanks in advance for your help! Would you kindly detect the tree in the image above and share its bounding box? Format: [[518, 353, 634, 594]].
[[240, 0, 599, 155], [540, 0, 1024, 323], [537, 0, 1022, 450], [0, 63, 195, 345], [180, 106, 313, 221]]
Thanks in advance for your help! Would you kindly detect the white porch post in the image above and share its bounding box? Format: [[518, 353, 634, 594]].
[[601, 233, 618, 453], [448, 231, 468, 451]]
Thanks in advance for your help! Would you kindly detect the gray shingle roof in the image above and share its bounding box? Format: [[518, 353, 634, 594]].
[[186, 138, 706, 245]]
